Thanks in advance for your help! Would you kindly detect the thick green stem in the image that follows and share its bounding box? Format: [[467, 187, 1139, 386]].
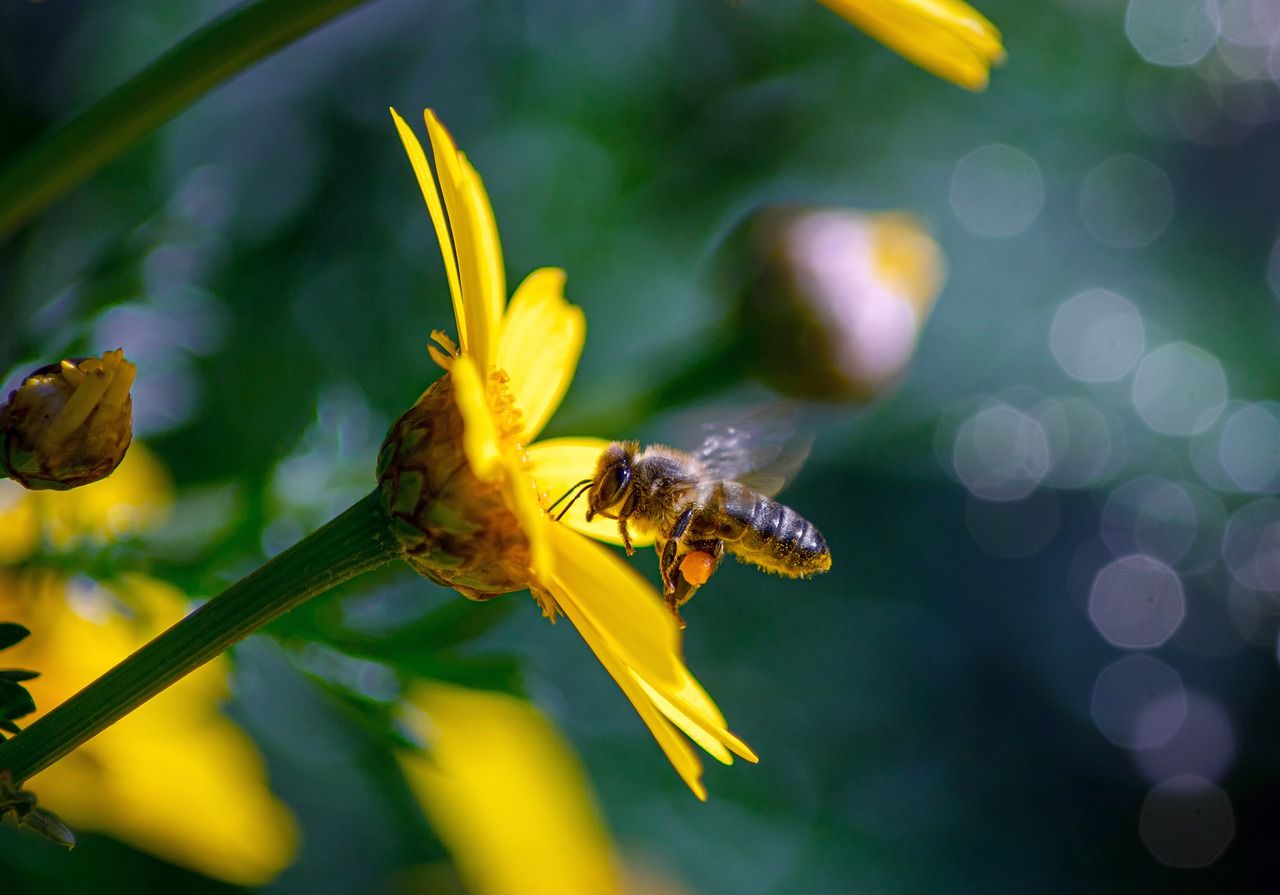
[[0, 489, 400, 784], [0, 0, 374, 239]]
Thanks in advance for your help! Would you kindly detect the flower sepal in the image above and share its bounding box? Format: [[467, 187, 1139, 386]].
[[0, 772, 75, 849], [378, 373, 536, 600]]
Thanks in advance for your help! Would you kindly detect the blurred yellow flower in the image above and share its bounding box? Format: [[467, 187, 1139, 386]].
[[0, 573, 298, 883], [0, 445, 297, 884], [398, 682, 620, 895], [0, 440, 170, 558], [384, 109, 756, 799], [818, 0, 1005, 90]]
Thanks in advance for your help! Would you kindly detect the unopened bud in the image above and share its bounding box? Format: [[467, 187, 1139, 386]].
[[377, 373, 535, 600], [739, 206, 945, 403], [0, 349, 135, 490]]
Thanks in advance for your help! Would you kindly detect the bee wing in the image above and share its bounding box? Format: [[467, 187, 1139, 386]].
[[689, 406, 815, 498]]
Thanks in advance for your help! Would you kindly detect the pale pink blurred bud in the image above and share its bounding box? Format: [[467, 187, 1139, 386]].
[[740, 206, 946, 403]]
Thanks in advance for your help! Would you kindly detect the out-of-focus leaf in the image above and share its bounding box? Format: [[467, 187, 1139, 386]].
[[0, 624, 30, 651], [0, 685, 36, 730], [0, 623, 38, 741], [0, 670, 39, 683]]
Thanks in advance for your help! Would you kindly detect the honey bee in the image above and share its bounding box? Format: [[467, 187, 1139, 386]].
[[550, 411, 831, 625]]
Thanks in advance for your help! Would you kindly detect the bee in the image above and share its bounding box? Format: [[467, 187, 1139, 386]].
[[550, 410, 831, 625]]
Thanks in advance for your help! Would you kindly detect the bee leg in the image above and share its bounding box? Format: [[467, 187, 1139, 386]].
[[659, 536, 680, 596], [659, 508, 695, 596], [619, 519, 634, 555], [662, 537, 724, 627]]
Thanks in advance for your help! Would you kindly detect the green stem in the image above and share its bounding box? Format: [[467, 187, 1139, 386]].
[[0, 0, 374, 239], [0, 489, 401, 784]]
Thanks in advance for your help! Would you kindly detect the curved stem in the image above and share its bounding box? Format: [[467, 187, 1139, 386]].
[[0, 0, 374, 239], [0, 489, 401, 784]]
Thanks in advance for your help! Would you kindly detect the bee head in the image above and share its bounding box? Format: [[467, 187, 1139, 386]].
[[586, 441, 637, 521]]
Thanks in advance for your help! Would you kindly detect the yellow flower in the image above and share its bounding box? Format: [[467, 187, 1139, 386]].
[[0, 441, 170, 559], [398, 682, 621, 895], [0, 572, 297, 884], [384, 109, 756, 799], [0, 446, 296, 884], [817, 0, 1005, 91]]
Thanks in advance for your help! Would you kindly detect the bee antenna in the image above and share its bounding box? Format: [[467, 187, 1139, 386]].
[[547, 479, 592, 514], [554, 482, 592, 522]]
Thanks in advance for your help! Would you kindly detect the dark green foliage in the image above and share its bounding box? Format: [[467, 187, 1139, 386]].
[[0, 624, 37, 740]]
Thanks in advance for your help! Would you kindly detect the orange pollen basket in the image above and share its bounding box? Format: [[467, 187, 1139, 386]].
[[680, 551, 716, 586]]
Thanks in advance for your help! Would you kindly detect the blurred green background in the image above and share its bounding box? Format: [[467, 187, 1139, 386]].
[[4, 0, 1280, 891]]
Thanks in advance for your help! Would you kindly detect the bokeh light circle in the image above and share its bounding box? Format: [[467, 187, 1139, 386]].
[[1219, 0, 1280, 47], [952, 403, 1051, 501], [1090, 655, 1186, 749], [1125, 0, 1221, 67], [1218, 402, 1280, 491], [1089, 554, 1186, 648], [1221, 498, 1280, 592], [1133, 692, 1237, 785], [949, 144, 1045, 238], [1036, 397, 1122, 488], [1049, 289, 1146, 383], [1131, 343, 1228, 436], [1079, 156, 1174, 248], [1139, 776, 1235, 868], [1101, 477, 1199, 567]]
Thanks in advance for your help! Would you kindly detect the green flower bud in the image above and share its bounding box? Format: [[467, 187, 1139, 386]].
[[377, 373, 535, 600], [0, 349, 135, 491], [738, 206, 945, 403], [0, 773, 75, 848]]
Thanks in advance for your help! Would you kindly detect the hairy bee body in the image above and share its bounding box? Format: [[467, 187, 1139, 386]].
[[708, 479, 830, 577], [583, 438, 830, 621]]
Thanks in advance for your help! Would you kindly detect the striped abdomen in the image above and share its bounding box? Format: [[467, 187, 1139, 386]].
[[716, 482, 830, 577]]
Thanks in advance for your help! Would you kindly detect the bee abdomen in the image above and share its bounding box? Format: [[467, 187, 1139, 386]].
[[731, 494, 831, 577]]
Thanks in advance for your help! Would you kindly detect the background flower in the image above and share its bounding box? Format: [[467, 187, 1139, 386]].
[[0, 447, 297, 884], [817, 0, 1004, 90]]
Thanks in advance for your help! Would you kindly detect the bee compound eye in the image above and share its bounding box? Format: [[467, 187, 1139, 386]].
[[608, 464, 631, 503]]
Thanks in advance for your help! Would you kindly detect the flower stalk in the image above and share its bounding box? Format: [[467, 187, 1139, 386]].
[[0, 0, 373, 239], [0, 489, 400, 784]]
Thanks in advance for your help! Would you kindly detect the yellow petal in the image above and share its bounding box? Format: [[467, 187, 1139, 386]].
[[526, 438, 655, 548], [451, 356, 502, 481], [637, 671, 758, 765], [634, 675, 732, 765], [545, 521, 682, 690], [819, 0, 1004, 91], [548, 578, 706, 800], [424, 110, 506, 370], [503, 456, 555, 580], [497, 268, 585, 443], [389, 108, 466, 352], [397, 683, 621, 895]]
